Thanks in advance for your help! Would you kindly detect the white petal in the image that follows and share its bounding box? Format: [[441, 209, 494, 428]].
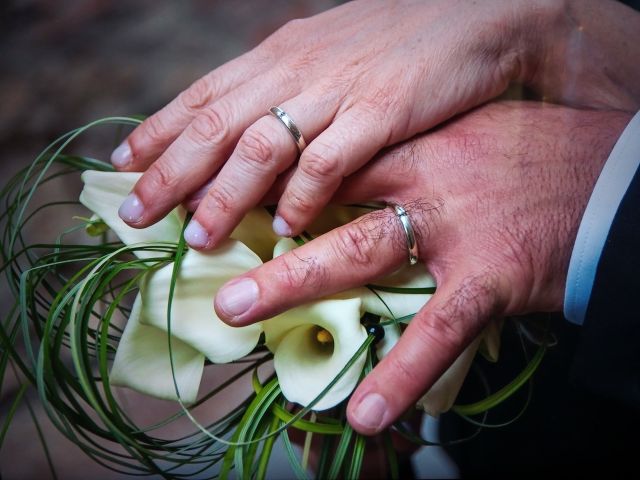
[[110, 296, 204, 404], [140, 242, 263, 363], [339, 265, 436, 320], [264, 298, 367, 411], [375, 320, 402, 360], [231, 208, 280, 262], [478, 319, 503, 362], [80, 171, 185, 258], [417, 336, 483, 417], [272, 237, 299, 258]]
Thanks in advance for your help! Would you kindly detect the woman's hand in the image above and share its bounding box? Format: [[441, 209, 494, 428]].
[[113, 0, 571, 245], [211, 102, 631, 434]]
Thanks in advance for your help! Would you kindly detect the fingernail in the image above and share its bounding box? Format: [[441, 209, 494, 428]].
[[216, 278, 259, 319], [111, 142, 132, 168], [118, 193, 144, 223], [184, 219, 210, 248], [352, 393, 387, 432], [272, 215, 292, 237]]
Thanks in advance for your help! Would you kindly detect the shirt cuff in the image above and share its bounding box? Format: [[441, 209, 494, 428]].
[[564, 110, 640, 325]]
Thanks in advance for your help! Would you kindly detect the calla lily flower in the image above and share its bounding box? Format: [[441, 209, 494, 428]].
[[416, 335, 485, 416], [108, 297, 205, 402], [80, 171, 186, 259], [264, 297, 368, 411], [265, 238, 434, 410], [264, 238, 369, 410], [80, 171, 268, 404]]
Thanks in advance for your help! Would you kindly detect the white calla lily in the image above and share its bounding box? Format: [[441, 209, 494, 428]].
[[264, 298, 368, 411], [268, 238, 368, 410], [417, 337, 484, 416], [269, 237, 436, 410], [478, 319, 503, 362], [230, 208, 280, 262], [139, 244, 262, 363], [80, 170, 269, 404], [80, 171, 185, 258], [416, 324, 503, 416], [109, 297, 204, 404]]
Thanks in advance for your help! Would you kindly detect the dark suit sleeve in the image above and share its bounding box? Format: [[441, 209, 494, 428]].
[[570, 164, 640, 408]]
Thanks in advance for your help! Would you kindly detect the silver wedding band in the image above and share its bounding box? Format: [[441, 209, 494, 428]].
[[269, 106, 307, 154], [389, 203, 419, 265]]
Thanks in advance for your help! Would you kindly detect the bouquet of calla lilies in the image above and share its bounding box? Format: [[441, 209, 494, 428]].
[[0, 117, 547, 479]]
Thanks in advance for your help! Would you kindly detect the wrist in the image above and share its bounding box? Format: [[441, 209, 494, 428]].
[[521, 0, 640, 109], [507, 0, 570, 87]]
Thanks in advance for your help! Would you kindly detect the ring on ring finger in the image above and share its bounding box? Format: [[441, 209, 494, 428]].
[[269, 106, 307, 154]]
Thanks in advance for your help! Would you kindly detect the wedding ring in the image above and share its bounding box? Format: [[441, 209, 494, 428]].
[[389, 203, 419, 265], [269, 106, 307, 154]]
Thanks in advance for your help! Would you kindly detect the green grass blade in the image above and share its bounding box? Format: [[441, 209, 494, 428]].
[[452, 346, 546, 417]]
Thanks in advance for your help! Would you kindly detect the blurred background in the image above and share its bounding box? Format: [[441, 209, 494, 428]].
[[0, 1, 459, 478]]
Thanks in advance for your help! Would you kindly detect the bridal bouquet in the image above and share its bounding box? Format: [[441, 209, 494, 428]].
[[0, 117, 547, 479]]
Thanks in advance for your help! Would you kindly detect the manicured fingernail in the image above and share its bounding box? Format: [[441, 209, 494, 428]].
[[352, 393, 387, 432], [111, 142, 132, 168], [184, 219, 209, 248], [272, 215, 292, 237], [216, 278, 259, 319], [118, 193, 144, 223]]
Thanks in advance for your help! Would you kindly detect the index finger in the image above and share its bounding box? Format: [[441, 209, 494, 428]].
[[214, 207, 408, 326]]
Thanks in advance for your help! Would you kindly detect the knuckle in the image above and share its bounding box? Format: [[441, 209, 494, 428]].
[[204, 183, 235, 215], [414, 307, 466, 355], [333, 222, 377, 267], [387, 351, 423, 387], [236, 129, 276, 170], [284, 186, 316, 216], [189, 106, 230, 147], [179, 77, 214, 111], [146, 161, 182, 194], [277, 252, 327, 290], [138, 114, 168, 146], [415, 272, 501, 352], [300, 148, 340, 182], [267, 18, 304, 48]]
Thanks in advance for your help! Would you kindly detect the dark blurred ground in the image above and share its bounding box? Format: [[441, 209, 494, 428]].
[[0, 0, 339, 177]]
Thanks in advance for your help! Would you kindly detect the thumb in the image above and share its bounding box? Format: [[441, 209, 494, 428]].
[[346, 270, 502, 435]]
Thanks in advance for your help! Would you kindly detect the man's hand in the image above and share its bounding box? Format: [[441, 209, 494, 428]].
[[212, 102, 631, 434]]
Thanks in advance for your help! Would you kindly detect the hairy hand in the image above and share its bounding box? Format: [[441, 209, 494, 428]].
[[212, 102, 631, 434]]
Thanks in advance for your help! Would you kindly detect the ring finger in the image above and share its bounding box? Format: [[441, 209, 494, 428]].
[[184, 87, 343, 249]]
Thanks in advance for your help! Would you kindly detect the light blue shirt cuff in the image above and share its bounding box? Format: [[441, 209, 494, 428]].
[[564, 111, 640, 325]]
